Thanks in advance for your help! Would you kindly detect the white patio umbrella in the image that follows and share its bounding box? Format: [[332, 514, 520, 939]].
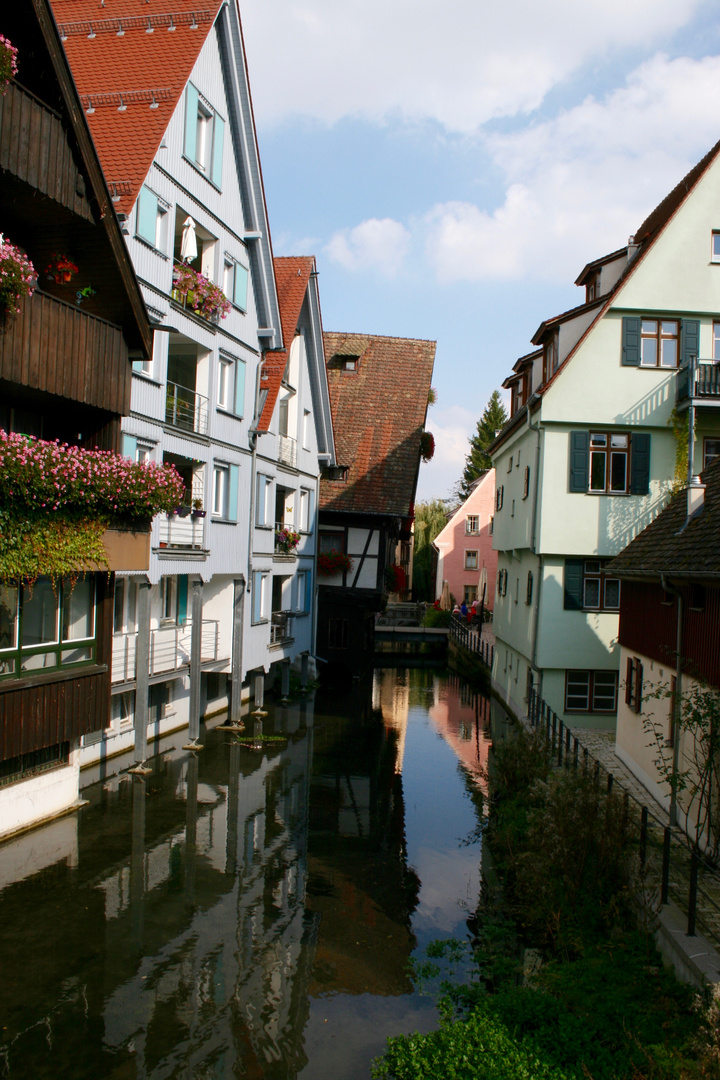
[[180, 216, 197, 262]]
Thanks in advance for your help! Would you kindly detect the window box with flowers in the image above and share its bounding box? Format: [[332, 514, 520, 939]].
[[172, 263, 231, 323], [317, 551, 353, 576], [0, 35, 18, 94], [275, 527, 300, 555], [384, 564, 407, 594], [45, 253, 78, 285], [0, 234, 35, 318]]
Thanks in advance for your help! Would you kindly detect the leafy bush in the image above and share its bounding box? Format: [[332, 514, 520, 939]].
[[422, 607, 451, 628]]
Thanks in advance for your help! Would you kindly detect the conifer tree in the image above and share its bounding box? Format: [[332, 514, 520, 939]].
[[458, 390, 508, 500]]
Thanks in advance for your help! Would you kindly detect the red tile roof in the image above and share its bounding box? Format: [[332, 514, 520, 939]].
[[50, 1, 222, 214], [256, 256, 316, 432], [320, 332, 436, 518]]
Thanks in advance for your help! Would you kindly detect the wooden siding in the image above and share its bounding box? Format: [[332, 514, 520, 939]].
[[0, 81, 93, 220], [0, 289, 131, 415], [0, 575, 113, 758], [618, 579, 720, 687]]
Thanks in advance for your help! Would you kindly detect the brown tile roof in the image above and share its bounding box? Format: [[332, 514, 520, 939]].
[[608, 461, 720, 580], [50, 1, 222, 214], [633, 138, 720, 244], [256, 256, 316, 432], [531, 296, 605, 345], [320, 332, 436, 518]]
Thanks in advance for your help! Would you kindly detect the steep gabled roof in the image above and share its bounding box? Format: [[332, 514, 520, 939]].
[[320, 333, 436, 518], [574, 247, 628, 287], [634, 138, 720, 245], [531, 295, 604, 346], [608, 462, 720, 581], [50, 1, 222, 215], [256, 257, 315, 433]]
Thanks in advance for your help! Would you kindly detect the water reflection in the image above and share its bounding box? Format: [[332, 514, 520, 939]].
[[0, 669, 501, 1079]]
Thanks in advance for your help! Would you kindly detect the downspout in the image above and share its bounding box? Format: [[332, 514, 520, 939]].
[[661, 572, 683, 828], [527, 399, 544, 700], [246, 358, 265, 662]]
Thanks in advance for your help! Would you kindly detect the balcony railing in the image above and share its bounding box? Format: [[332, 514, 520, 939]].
[[112, 620, 220, 683], [677, 359, 720, 404], [166, 381, 209, 435], [270, 611, 294, 645], [278, 434, 297, 468], [157, 513, 205, 551]]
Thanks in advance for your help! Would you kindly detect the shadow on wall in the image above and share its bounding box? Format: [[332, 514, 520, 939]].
[[598, 485, 673, 553], [535, 572, 620, 671], [617, 373, 674, 427]]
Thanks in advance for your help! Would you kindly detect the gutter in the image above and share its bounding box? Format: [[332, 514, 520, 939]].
[[527, 396, 544, 699]]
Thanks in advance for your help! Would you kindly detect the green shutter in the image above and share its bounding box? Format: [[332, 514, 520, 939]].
[[234, 264, 248, 311], [569, 431, 589, 492], [211, 113, 224, 187], [630, 432, 651, 495], [564, 559, 584, 610], [234, 359, 246, 417], [121, 434, 137, 460], [622, 317, 641, 366], [136, 186, 158, 245], [185, 83, 199, 161], [681, 319, 700, 365], [176, 575, 188, 625], [228, 464, 239, 521]]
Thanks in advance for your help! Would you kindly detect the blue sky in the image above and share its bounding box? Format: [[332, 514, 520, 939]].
[[240, 0, 720, 502]]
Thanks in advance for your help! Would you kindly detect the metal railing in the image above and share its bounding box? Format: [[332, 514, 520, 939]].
[[278, 434, 297, 468], [448, 615, 494, 669], [112, 619, 220, 683], [677, 357, 720, 403], [165, 381, 209, 435], [157, 513, 205, 550], [270, 611, 294, 645], [526, 685, 720, 950]]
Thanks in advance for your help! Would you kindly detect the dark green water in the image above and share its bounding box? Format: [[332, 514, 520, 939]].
[[0, 668, 506, 1079]]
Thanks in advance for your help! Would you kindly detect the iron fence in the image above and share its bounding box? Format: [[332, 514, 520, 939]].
[[449, 615, 494, 669]]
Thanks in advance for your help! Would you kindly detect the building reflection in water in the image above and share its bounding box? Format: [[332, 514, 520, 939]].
[[426, 672, 493, 793]]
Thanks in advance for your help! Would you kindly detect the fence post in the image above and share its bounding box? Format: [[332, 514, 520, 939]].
[[639, 806, 648, 867], [688, 850, 699, 936], [583, 747, 588, 774], [573, 737, 579, 771], [558, 721, 564, 765], [661, 827, 671, 905]]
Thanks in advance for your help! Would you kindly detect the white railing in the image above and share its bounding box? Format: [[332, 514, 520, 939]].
[[270, 611, 294, 645], [112, 619, 220, 683], [157, 513, 205, 550], [278, 434, 297, 468], [165, 381, 209, 435]]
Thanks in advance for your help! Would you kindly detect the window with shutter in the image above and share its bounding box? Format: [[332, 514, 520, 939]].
[[563, 559, 584, 610]]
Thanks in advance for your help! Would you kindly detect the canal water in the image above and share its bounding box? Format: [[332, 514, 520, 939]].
[[0, 667, 508, 1079]]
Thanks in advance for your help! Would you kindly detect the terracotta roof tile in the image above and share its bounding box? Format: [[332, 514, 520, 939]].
[[51, 1, 221, 213], [256, 256, 315, 432], [320, 332, 436, 518]]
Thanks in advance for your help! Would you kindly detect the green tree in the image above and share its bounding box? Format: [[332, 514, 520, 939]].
[[412, 499, 450, 601], [458, 390, 508, 500]]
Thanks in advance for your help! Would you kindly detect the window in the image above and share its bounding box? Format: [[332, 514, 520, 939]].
[[526, 571, 533, 605], [465, 515, 479, 534], [523, 466, 530, 499], [319, 531, 344, 555], [625, 657, 643, 714], [296, 570, 311, 613], [566, 670, 618, 713], [213, 463, 238, 520], [299, 488, 313, 533], [489, 516, 494, 535], [218, 357, 234, 411], [111, 691, 134, 731], [640, 319, 678, 368], [252, 570, 269, 623], [569, 430, 650, 496], [328, 619, 349, 649], [121, 434, 154, 463], [256, 475, 273, 527], [497, 568, 508, 597], [184, 83, 224, 187], [713, 322, 720, 360], [507, 455, 513, 473], [135, 185, 168, 250], [113, 577, 137, 634], [0, 577, 96, 679], [343, 358, 357, 372], [564, 558, 621, 612], [463, 585, 477, 604], [464, 550, 478, 570], [496, 485, 504, 511], [704, 438, 720, 469], [223, 257, 249, 311], [712, 232, 720, 263], [543, 330, 559, 383]]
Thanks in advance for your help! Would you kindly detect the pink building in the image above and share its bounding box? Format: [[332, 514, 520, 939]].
[[433, 470, 497, 610]]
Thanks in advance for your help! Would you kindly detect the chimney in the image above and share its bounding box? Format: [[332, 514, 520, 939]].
[[627, 235, 639, 263], [687, 479, 705, 520]]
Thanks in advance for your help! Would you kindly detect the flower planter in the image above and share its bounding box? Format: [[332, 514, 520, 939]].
[[192, 509, 206, 518], [176, 506, 192, 518], [100, 527, 151, 571]]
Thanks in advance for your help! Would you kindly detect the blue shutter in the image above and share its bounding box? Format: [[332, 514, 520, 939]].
[[622, 317, 641, 366], [630, 432, 651, 495], [564, 559, 584, 610], [234, 360, 246, 417], [681, 320, 700, 366], [185, 84, 199, 161], [211, 113, 224, 187], [233, 264, 248, 311], [228, 464, 239, 521], [176, 575, 188, 625], [121, 434, 137, 460], [136, 187, 158, 244], [569, 431, 589, 492]]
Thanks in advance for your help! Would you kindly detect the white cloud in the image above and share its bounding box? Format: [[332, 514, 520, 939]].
[[416, 405, 477, 502], [325, 217, 411, 276], [241, 0, 704, 133]]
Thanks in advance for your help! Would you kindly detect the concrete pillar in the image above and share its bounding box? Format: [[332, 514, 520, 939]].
[[252, 671, 267, 717], [227, 576, 246, 729], [130, 578, 151, 773], [184, 578, 204, 749]]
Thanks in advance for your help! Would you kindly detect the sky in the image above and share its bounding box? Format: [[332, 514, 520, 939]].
[[239, 0, 720, 503]]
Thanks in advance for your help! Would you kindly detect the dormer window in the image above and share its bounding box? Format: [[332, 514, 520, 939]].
[[343, 357, 357, 371], [586, 271, 600, 303], [543, 330, 559, 383]]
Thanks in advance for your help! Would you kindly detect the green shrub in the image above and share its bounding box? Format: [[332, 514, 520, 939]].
[[422, 607, 452, 628]]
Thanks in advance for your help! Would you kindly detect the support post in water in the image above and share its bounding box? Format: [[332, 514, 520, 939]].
[[129, 577, 152, 775], [252, 670, 267, 717], [183, 577, 204, 750]]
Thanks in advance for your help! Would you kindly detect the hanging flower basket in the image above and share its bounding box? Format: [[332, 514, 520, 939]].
[[420, 430, 435, 462], [384, 564, 407, 593], [0, 234, 35, 318], [45, 253, 79, 284], [275, 527, 300, 554], [317, 551, 353, 576], [172, 263, 231, 321], [0, 36, 18, 94]]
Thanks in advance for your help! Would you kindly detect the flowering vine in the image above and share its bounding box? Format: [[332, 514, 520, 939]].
[[172, 263, 231, 321], [0, 35, 18, 93], [0, 234, 35, 317]]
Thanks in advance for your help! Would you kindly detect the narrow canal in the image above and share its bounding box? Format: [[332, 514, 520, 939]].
[[0, 668, 509, 1079]]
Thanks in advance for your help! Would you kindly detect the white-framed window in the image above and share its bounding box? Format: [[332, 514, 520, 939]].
[[299, 488, 312, 533], [135, 185, 168, 250], [704, 438, 720, 469], [160, 576, 177, 623], [589, 432, 629, 493], [121, 434, 155, 463], [713, 321, 720, 360], [252, 570, 269, 623], [217, 351, 246, 417], [640, 319, 678, 368], [111, 691, 134, 730], [0, 576, 98, 678], [256, 474, 273, 527], [712, 232, 720, 263], [113, 577, 138, 634], [565, 670, 618, 713], [213, 463, 238, 521], [184, 83, 224, 187], [296, 569, 311, 613], [465, 515, 479, 534], [223, 256, 249, 312], [464, 550, 478, 570]]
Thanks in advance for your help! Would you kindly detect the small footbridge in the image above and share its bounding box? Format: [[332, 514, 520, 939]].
[[374, 603, 449, 649]]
